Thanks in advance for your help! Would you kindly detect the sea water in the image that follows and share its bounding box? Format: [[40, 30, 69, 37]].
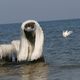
[[0, 19, 80, 80]]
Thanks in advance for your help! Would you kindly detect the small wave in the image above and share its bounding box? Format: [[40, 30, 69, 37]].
[[60, 64, 80, 69]]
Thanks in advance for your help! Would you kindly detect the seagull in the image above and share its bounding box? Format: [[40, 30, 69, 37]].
[[62, 30, 73, 38]]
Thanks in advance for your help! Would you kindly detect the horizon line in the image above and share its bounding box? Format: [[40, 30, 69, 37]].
[[0, 18, 80, 25]]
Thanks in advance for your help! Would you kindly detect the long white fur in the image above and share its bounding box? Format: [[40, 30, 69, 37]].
[[17, 20, 44, 61], [0, 20, 44, 62], [0, 40, 20, 60], [0, 44, 16, 61], [11, 40, 20, 53]]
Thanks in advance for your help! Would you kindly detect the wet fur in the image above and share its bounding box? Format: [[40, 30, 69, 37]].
[[18, 20, 44, 61]]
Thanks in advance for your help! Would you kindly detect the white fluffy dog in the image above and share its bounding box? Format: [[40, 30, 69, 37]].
[[17, 20, 44, 61], [0, 20, 44, 62]]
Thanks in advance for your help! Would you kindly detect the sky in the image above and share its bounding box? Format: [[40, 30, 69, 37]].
[[0, 0, 80, 24]]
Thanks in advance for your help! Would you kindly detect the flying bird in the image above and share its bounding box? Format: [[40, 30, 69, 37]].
[[62, 30, 73, 38]]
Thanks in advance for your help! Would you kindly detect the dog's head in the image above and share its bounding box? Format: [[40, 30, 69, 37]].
[[21, 20, 40, 43], [21, 20, 40, 32], [24, 22, 35, 32]]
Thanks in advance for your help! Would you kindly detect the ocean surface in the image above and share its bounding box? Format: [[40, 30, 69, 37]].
[[0, 19, 80, 80]]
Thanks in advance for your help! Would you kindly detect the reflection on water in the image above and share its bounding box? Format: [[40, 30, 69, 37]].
[[0, 62, 48, 80], [1, 62, 80, 80]]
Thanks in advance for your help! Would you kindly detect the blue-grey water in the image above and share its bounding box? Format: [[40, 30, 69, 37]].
[[0, 19, 80, 80]]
